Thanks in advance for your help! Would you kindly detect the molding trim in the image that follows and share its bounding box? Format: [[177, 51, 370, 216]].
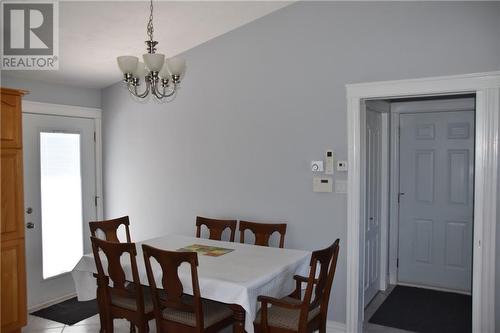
[[345, 71, 499, 333], [28, 292, 77, 312], [22, 100, 102, 118], [326, 320, 346, 333]]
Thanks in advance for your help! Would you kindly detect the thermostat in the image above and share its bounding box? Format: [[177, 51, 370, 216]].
[[313, 177, 332, 192]]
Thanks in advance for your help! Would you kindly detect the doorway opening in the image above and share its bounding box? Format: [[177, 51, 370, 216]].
[[22, 102, 103, 311], [362, 94, 476, 333]]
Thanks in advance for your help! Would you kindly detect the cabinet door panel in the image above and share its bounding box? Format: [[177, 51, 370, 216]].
[[0, 93, 22, 149], [1, 239, 27, 333], [1, 149, 24, 240]]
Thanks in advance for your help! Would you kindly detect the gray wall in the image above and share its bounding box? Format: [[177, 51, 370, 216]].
[[101, 1, 500, 324], [1, 75, 101, 108]]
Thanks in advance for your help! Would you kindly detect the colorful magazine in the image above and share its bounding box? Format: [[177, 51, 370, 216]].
[[177, 244, 234, 257]]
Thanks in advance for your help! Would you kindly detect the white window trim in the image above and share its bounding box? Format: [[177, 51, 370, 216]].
[[346, 71, 500, 333], [22, 101, 103, 221]]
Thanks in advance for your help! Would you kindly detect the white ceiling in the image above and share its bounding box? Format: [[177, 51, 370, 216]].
[[4, 1, 290, 89]]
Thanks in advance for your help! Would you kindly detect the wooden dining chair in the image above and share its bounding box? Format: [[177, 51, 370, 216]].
[[89, 216, 133, 332], [196, 216, 237, 242], [239, 221, 287, 248], [254, 239, 340, 333], [142, 244, 234, 333], [89, 216, 132, 243], [91, 237, 154, 333]]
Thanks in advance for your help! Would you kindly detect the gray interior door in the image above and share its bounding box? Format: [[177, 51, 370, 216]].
[[398, 111, 474, 292]]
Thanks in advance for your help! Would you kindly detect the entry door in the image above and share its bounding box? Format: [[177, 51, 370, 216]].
[[364, 109, 382, 307], [398, 111, 474, 292], [23, 113, 97, 308]]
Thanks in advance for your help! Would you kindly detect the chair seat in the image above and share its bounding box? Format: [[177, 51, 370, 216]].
[[254, 297, 320, 331], [162, 295, 233, 328], [111, 285, 154, 313]]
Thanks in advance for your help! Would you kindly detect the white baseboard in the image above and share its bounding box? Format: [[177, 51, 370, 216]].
[[326, 320, 346, 333], [28, 292, 77, 312]]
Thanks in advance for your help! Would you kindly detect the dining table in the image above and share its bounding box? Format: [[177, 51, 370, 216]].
[[71, 234, 311, 333]]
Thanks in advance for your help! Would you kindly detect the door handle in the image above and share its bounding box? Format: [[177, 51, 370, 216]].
[[26, 222, 35, 229]]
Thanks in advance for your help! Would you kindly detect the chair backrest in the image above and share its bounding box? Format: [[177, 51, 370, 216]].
[[300, 239, 340, 328], [239, 221, 287, 248], [142, 244, 204, 329], [195, 216, 237, 242], [90, 236, 145, 313], [89, 216, 131, 243]]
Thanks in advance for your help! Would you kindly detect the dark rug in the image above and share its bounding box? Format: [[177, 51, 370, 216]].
[[31, 297, 98, 326], [369, 285, 472, 333]]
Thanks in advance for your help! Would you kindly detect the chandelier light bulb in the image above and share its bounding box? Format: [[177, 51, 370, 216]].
[[117, 56, 138, 74], [166, 57, 186, 77], [143, 53, 165, 72]]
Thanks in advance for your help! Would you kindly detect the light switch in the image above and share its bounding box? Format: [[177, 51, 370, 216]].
[[313, 177, 332, 192], [336, 160, 348, 172], [311, 161, 324, 172], [335, 180, 347, 193]]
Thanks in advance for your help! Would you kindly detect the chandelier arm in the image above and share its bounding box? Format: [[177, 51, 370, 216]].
[[128, 79, 150, 99], [152, 81, 177, 99]]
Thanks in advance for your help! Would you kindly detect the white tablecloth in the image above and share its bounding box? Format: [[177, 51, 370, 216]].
[[72, 234, 311, 333]]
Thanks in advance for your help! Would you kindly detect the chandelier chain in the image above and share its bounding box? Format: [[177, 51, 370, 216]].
[[147, 0, 154, 41]]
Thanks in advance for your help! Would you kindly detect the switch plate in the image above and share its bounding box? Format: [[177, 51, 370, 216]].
[[311, 161, 324, 172], [313, 177, 332, 192], [335, 180, 347, 193], [325, 150, 334, 175], [336, 160, 348, 171]]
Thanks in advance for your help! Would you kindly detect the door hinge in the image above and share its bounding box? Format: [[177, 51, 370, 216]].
[[94, 195, 99, 206], [397, 258, 399, 268], [94, 132, 96, 142]]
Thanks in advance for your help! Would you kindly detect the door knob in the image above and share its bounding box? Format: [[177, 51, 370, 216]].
[[26, 222, 35, 229], [26, 207, 33, 214]]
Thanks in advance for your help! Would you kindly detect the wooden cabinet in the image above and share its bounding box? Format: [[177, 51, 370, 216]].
[[1, 240, 26, 333], [1, 88, 27, 333]]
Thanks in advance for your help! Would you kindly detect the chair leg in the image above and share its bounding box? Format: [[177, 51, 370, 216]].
[[129, 321, 136, 333], [137, 321, 149, 333], [105, 317, 114, 333], [318, 320, 327, 333]]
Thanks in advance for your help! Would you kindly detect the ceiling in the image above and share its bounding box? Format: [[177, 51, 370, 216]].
[[3, 1, 291, 89]]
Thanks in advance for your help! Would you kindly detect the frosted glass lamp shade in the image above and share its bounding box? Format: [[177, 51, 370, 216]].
[[166, 57, 186, 76], [117, 56, 139, 74], [134, 62, 148, 78], [143, 53, 165, 72], [158, 62, 171, 79]]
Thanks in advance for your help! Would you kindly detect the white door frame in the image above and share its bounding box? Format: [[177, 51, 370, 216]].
[[22, 101, 104, 231], [346, 71, 500, 333]]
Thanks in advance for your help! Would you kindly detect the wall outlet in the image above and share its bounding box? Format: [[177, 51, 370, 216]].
[[336, 160, 348, 172]]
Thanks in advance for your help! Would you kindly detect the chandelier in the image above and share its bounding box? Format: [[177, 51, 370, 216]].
[[116, 0, 186, 100]]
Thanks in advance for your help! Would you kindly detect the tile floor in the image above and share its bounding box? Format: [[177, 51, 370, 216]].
[[22, 314, 234, 333], [23, 286, 413, 333]]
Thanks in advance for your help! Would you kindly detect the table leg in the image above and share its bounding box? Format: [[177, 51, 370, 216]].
[[229, 304, 246, 333]]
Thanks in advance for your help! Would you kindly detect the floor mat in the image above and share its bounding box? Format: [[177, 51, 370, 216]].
[[31, 297, 98, 326], [368, 285, 471, 333]]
